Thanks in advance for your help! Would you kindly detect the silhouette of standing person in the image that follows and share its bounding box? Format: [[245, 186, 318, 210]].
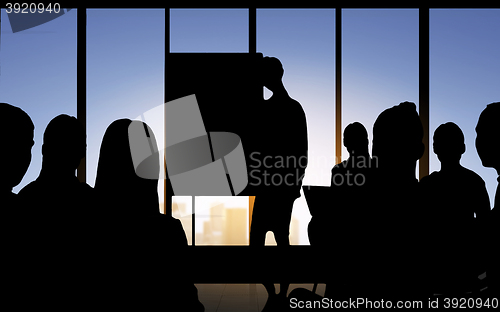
[[0, 103, 34, 210], [475, 102, 500, 297], [18, 114, 93, 215], [249, 56, 308, 310], [15, 114, 94, 307], [420, 122, 490, 295], [93, 119, 203, 311], [365, 101, 427, 298]]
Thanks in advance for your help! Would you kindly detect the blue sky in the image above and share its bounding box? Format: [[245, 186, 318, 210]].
[[1, 8, 499, 245]]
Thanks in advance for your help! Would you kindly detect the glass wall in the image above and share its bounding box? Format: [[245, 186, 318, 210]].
[[10, 8, 496, 248], [194, 196, 249, 245]]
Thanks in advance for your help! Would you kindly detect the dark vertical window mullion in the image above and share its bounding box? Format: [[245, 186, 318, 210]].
[[77, 8, 87, 184], [164, 9, 171, 218], [335, 8, 342, 165], [419, 7, 430, 180], [249, 8, 256, 54], [164, 8, 172, 219], [165, 9, 195, 245], [249, 7, 257, 243]]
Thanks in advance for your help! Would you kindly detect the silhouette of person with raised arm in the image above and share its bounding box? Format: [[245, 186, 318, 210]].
[[93, 119, 204, 311], [420, 122, 490, 295], [475, 102, 500, 297], [0, 103, 34, 210], [364, 101, 426, 298], [249, 56, 308, 311], [18, 114, 93, 215]]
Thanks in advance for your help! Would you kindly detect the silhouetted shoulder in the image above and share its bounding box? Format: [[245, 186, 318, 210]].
[[458, 166, 487, 185], [332, 160, 348, 172], [421, 167, 485, 186], [271, 96, 305, 116], [419, 171, 441, 185], [159, 214, 189, 247], [290, 98, 306, 118], [419, 174, 430, 184], [421, 171, 438, 180], [17, 180, 39, 197]]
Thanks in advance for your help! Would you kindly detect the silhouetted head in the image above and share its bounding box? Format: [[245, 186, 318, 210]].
[[95, 119, 160, 215], [433, 122, 465, 164], [372, 101, 424, 175], [42, 114, 85, 173], [0, 103, 34, 191], [261, 56, 284, 92], [344, 122, 369, 156], [476, 102, 500, 171]]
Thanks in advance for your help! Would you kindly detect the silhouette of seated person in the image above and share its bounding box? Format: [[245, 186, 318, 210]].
[[92, 118, 203, 311], [249, 56, 308, 311], [329, 122, 374, 294], [360, 101, 427, 298], [420, 122, 490, 295], [475, 102, 500, 297], [0, 103, 34, 211], [290, 115, 407, 302], [18, 114, 94, 218], [305, 122, 372, 298], [330, 122, 372, 188]]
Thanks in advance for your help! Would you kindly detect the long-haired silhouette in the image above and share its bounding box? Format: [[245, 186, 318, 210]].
[[95, 119, 162, 216], [93, 118, 203, 311]]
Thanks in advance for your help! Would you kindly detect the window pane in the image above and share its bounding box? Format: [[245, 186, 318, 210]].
[[0, 8, 77, 193], [342, 9, 419, 165], [257, 9, 336, 245], [430, 9, 500, 207], [170, 9, 248, 52], [87, 9, 165, 209], [194, 196, 249, 245]]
